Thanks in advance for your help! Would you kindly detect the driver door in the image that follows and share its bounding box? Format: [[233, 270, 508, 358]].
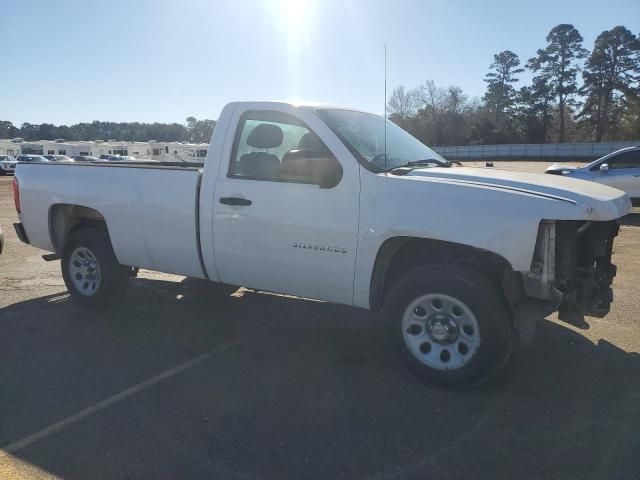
[[212, 108, 360, 305]]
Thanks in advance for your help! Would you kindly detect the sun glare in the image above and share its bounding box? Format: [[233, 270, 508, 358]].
[[274, 0, 316, 52], [269, 0, 317, 98], [281, 0, 307, 23]]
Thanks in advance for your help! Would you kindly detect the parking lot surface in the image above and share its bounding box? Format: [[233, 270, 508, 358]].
[[1, 169, 640, 480]]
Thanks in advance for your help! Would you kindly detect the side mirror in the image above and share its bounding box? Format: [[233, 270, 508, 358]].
[[317, 156, 344, 188], [281, 149, 344, 188], [600, 163, 609, 172]]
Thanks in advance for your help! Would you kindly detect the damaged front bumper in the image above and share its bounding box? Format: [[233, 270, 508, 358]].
[[520, 219, 620, 328]]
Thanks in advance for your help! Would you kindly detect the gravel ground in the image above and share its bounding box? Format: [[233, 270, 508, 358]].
[[1, 169, 639, 480]]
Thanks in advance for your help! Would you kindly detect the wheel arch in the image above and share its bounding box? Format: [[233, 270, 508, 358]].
[[49, 203, 110, 255], [369, 236, 523, 312]]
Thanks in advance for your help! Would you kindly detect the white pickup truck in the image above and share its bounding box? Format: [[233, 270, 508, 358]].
[[13, 101, 631, 388]]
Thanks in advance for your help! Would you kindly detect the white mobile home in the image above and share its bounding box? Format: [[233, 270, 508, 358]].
[[18, 142, 45, 155], [0, 140, 20, 156], [3, 139, 205, 161], [97, 141, 150, 158], [149, 142, 208, 162], [39, 140, 76, 156]]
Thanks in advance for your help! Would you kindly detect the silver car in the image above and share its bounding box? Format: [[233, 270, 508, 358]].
[[16, 155, 50, 163], [546, 146, 640, 206], [0, 155, 17, 175], [44, 155, 74, 162]]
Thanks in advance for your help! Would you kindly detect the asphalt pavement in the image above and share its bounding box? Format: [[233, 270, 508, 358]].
[[1, 172, 640, 480]]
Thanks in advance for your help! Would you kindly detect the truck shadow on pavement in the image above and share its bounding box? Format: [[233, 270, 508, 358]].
[[1, 277, 639, 479]]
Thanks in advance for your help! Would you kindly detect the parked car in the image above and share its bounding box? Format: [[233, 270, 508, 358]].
[[105, 155, 138, 161], [99, 154, 112, 160], [13, 101, 632, 388], [71, 155, 100, 162], [44, 155, 74, 162], [545, 146, 640, 206], [16, 155, 49, 163], [0, 155, 17, 175]]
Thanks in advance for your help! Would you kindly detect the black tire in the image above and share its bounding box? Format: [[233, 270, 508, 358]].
[[61, 227, 130, 309], [384, 265, 514, 389]]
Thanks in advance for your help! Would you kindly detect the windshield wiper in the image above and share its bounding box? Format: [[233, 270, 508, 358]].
[[386, 159, 444, 175]]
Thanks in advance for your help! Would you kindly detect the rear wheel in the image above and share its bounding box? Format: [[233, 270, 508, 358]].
[[62, 227, 130, 309], [384, 265, 514, 389]]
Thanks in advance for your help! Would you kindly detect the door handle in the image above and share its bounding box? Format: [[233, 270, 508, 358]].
[[219, 196, 252, 206]]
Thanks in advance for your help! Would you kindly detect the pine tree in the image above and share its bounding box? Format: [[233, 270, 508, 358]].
[[528, 24, 588, 142], [482, 50, 524, 132], [580, 26, 640, 141], [517, 75, 555, 143]]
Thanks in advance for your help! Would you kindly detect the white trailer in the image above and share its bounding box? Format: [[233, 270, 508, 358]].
[[149, 142, 208, 162]]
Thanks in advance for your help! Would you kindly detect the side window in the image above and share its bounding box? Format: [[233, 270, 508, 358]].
[[229, 111, 342, 186], [608, 151, 640, 170]]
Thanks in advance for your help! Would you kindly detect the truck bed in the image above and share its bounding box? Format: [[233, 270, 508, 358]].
[[17, 162, 206, 278]]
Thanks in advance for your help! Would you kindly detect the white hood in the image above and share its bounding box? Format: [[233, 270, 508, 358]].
[[403, 166, 631, 220]]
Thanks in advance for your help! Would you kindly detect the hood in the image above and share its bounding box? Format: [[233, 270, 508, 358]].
[[545, 163, 579, 173], [402, 166, 631, 220]]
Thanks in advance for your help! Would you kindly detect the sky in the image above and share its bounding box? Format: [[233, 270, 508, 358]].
[[2, 0, 639, 126]]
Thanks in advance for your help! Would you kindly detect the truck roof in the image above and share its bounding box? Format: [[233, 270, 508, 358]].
[[226, 100, 369, 113]]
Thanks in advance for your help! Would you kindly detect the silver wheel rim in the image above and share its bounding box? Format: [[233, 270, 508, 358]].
[[69, 247, 101, 296], [401, 293, 481, 371]]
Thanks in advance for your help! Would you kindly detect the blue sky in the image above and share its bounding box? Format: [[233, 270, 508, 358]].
[[2, 0, 638, 125]]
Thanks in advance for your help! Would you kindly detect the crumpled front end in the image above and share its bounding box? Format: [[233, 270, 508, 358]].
[[520, 219, 620, 327]]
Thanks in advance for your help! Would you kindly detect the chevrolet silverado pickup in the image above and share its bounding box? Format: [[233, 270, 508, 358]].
[[13, 101, 632, 388]]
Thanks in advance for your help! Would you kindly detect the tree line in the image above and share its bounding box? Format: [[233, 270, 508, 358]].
[[387, 24, 640, 146], [2, 24, 637, 148], [0, 117, 215, 144]]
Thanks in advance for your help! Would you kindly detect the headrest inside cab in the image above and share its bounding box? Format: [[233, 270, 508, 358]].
[[246, 123, 284, 149]]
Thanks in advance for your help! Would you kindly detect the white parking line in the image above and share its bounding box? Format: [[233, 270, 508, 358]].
[[0, 321, 276, 456]]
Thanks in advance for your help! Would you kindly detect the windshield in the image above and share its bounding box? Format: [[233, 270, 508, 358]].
[[317, 109, 446, 171]]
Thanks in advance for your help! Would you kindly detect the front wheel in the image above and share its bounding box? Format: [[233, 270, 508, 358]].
[[61, 227, 130, 309], [384, 265, 514, 389]]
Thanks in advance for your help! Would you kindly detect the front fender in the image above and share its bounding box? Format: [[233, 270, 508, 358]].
[[352, 172, 592, 309]]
